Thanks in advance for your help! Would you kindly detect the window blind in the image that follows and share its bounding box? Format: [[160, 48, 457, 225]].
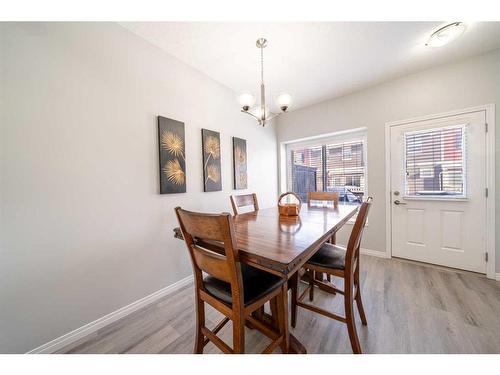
[[286, 130, 367, 203], [404, 125, 466, 197], [325, 140, 365, 197]]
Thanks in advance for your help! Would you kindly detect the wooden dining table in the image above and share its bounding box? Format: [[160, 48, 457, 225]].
[[173, 202, 359, 353]]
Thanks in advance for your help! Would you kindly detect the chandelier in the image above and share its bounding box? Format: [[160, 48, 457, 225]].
[[238, 38, 292, 127]]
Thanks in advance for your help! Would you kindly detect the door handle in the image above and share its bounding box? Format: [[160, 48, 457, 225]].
[[394, 200, 407, 205]]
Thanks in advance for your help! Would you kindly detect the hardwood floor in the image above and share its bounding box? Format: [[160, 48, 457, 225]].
[[59, 256, 500, 354]]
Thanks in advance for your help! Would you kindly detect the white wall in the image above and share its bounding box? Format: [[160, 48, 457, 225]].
[[0, 22, 278, 353], [277, 49, 500, 271]]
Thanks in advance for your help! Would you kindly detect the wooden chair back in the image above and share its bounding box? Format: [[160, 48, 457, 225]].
[[230, 193, 259, 215], [308, 191, 340, 207], [174, 207, 244, 299], [345, 197, 372, 274]]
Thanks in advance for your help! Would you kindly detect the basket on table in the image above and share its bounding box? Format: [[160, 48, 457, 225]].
[[278, 192, 302, 216]]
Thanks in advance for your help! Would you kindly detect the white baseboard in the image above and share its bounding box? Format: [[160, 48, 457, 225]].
[[360, 248, 391, 259], [27, 274, 194, 354], [336, 244, 391, 259]]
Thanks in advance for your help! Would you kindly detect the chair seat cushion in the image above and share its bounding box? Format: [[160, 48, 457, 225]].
[[203, 264, 284, 306], [307, 243, 346, 270]]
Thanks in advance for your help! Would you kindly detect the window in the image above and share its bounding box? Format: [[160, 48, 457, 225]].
[[286, 130, 367, 203], [290, 145, 323, 193], [404, 124, 466, 197]]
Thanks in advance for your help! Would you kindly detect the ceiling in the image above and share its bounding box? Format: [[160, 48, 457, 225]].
[[120, 22, 500, 112]]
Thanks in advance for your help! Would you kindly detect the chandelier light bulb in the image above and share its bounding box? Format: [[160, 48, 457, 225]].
[[277, 93, 292, 112], [238, 93, 256, 111]]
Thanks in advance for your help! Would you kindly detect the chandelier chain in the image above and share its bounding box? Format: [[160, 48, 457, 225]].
[[260, 44, 264, 84]]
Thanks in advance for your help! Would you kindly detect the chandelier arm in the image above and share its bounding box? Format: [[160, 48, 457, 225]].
[[241, 109, 263, 124]]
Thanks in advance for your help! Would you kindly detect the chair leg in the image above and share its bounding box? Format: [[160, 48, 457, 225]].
[[308, 269, 315, 301], [290, 271, 299, 328], [232, 315, 245, 354], [254, 305, 265, 320], [344, 283, 362, 354], [326, 231, 334, 283], [276, 283, 290, 353], [194, 295, 205, 354], [354, 277, 367, 326], [269, 297, 278, 327]]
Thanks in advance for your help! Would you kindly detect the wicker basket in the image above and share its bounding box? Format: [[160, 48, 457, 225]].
[[278, 192, 302, 216]]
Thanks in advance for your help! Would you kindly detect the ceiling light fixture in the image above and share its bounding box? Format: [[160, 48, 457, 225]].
[[426, 22, 467, 48], [238, 38, 292, 127]]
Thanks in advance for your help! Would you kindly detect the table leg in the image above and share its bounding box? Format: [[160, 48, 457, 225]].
[[289, 334, 307, 354], [269, 297, 278, 327], [252, 282, 307, 354], [315, 270, 324, 282], [280, 276, 305, 354], [256, 312, 306, 354], [276, 283, 289, 353], [248, 306, 265, 330]]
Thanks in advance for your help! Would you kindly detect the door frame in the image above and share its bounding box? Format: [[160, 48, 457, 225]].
[[384, 104, 496, 279]]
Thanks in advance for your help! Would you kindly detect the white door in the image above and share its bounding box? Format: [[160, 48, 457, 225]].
[[390, 110, 487, 273]]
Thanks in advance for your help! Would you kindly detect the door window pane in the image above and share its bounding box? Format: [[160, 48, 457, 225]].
[[405, 125, 465, 197]]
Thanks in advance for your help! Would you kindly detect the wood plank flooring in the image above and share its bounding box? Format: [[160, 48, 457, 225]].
[[59, 256, 500, 354]]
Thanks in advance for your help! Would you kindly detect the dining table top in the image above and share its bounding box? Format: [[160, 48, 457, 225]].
[[174, 203, 359, 278]]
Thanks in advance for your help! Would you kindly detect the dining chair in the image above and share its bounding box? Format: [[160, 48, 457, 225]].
[[175, 207, 289, 354], [290, 197, 372, 354], [308, 191, 339, 208], [308, 191, 340, 243], [230, 193, 259, 215], [307, 191, 340, 283]]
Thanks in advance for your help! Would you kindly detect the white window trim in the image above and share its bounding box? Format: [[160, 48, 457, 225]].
[[284, 127, 367, 152], [281, 127, 368, 224]]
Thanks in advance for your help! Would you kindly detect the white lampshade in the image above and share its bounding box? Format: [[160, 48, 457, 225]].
[[426, 22, 466, 47], [238, 93, 256, 109], [276, 93, 292, 111]]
